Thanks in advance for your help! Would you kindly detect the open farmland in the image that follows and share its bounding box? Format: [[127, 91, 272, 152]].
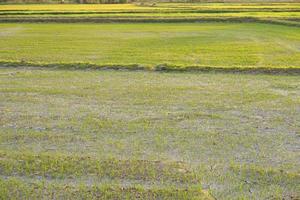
[[0, 1, 300, 200], [0, 68, 300, 199]]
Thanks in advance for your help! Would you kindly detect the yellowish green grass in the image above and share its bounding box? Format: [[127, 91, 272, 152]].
[[1, 3, 299, 11], [0, 4, 143, 11], [0, 23, 299, 70], [0, 3, 299, 25]]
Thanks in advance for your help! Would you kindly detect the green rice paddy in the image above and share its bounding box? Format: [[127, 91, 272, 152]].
[[0, 22, 300, 70]]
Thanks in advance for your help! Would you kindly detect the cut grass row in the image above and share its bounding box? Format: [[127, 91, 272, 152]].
[[0, 150, 298, 187], [0, 150, 298, 199], [0, 177, 212, 200], [0, 151, 199, 184]]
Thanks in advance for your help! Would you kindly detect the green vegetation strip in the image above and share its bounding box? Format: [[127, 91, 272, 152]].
[[1, 17, 299, 27], [0, 150, 213, 199], [229, 164, 300, 187], [1, 23, 299, 71], [1, 61, 300, 74], [0, 178, 212, 200], [0, 151, 199, 183]]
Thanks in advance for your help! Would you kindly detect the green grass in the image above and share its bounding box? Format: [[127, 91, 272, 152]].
[[0, 68, 299, 199], [0, 22, 300, 70]]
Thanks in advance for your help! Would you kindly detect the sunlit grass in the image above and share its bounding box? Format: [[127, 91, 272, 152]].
[[0, 23, 299, 69]]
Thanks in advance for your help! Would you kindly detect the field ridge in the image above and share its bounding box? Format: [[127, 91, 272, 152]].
[[1, 61, 300, 75], [1, 16, 300, 27]]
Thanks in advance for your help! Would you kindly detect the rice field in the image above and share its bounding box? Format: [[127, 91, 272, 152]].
[[0, 3, 299, 25]]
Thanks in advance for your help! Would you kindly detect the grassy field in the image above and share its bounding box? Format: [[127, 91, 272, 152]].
[[0, 3, 300, 25], [0, 2, 300, 199], [0, 22, 300, 71], [0, 67, 299, 199]]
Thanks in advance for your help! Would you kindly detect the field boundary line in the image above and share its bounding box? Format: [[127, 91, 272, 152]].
[[1, 61, 300, 75], [0, 17, 299, 27]]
